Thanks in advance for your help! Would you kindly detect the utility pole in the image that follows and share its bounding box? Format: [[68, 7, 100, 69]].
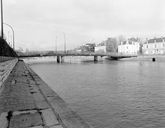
[[1, 0, 4, 38], [63, 32, 66, 53]]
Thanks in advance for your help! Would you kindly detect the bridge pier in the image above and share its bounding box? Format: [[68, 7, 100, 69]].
[[94, 55, 98, 62], [61, 56, 64, 63], [57, 56, 60, 63], [57, 56, 64, 63]]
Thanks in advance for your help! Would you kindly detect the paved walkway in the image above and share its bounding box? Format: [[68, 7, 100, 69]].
[[0, 60, 93, 128], [0, 60, 63, 128]]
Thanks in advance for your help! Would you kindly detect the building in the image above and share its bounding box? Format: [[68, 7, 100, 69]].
[[142, 37, 165, 54], [118, 40, 140, 55], [84, 43, 95, 52], [95, 41, 106, 53], [95, 45, 106, 53], [76, 43, 95, 53]]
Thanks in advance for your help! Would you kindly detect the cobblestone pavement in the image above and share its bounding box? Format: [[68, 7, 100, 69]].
[[0, 60, 63, 128]]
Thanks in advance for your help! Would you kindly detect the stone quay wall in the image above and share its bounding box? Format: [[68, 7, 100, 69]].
[[0, 59, 18, 87], [0, 60, 93, 128]]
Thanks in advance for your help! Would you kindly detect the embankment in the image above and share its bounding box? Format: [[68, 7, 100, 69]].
[[120, 55, 165, 61], [0, 59, 18, 87], [0, 59, 93, 128]]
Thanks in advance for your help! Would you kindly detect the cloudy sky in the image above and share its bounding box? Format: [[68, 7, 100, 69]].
[[1, 0, 165, 51]]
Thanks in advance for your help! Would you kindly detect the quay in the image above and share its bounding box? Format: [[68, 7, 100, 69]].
[[0, 58, 93, 128]]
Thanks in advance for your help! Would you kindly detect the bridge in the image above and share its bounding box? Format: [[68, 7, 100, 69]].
[[19, 52, 137, 63]]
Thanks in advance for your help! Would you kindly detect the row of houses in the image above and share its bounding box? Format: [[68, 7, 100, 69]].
[[118, 41, 140, 55], [143, 38, 165, 54], [95, 37, 165, 55]]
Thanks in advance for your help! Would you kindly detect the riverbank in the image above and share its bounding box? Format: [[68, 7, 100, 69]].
[[0, 60, 93, 128], [118, 55, 165, 61]]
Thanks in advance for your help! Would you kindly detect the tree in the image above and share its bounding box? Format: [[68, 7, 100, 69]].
[[117, 35, 126, 44], [106, 38, 118, 53]]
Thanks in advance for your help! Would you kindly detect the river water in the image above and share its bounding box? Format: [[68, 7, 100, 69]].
[[26, 56, 165, 128]]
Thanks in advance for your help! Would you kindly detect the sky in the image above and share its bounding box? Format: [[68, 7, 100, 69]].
[[1, 0, 165, 51]]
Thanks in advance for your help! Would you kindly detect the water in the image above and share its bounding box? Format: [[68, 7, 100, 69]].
[[28, 57, 165, 128]]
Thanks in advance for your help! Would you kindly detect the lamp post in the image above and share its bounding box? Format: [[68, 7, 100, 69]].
[[1, 0, 4, 38], [3, 23, 15, 50]]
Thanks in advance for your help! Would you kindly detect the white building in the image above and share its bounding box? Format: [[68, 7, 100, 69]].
[[118, 41, 140, 55], [95, 44, 106, 53], [142, 38, 165, 54]]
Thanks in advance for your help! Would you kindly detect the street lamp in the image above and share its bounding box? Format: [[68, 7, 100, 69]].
[[3, 23, 15, 50], [1, 0, 4, 38]]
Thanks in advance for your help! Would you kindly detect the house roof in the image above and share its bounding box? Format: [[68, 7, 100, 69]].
[[128, 37, 139, 42], [147, 37, 165, 43], [120, 40, 138, 45]]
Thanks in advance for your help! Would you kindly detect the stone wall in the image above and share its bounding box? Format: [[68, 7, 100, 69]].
[[0, 56, 15, 62], [0, 59, 18, 87]]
